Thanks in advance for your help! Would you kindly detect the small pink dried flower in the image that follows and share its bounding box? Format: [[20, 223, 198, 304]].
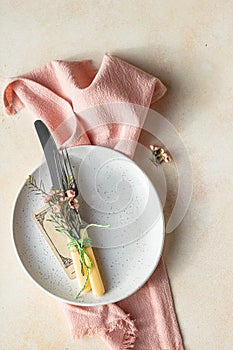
[[164, 154, 171, 163], [150, 145, 159, 152], [150, 145, 172, 165], [69, 198, 78, 209], [66, 189, 75, 198]]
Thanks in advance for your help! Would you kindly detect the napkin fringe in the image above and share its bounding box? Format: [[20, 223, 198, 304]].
[[71, 313, 137, 349], [120, 317, 137, 349]]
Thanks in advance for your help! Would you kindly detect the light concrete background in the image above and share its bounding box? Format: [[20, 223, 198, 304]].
[[0, 1, 232, 349]]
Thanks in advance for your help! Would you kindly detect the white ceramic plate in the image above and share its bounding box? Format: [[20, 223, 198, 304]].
[[12, 146, 164, 306]]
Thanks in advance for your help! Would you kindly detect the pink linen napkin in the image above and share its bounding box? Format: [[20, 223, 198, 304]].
[[3, 53, 184, 350]]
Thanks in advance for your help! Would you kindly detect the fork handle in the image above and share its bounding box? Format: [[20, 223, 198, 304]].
[[81, 229, 105, 297], [69, 239, 92, 293]]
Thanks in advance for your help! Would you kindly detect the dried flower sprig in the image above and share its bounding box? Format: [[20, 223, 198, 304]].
[[27, 175, 47, 195], [27, 175, 110, 298], [150, 145, 172, 165]]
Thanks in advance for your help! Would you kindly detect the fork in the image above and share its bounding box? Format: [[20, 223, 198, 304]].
[[61, 148, 105, 297], [55, 148, 92, 293]]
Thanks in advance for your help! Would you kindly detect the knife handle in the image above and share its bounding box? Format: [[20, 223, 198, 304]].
[[69, 239, 91, 293], [81, 229, 105, 297]]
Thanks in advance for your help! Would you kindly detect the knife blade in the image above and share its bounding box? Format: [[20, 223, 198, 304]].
[[34, 120, 65, 190]]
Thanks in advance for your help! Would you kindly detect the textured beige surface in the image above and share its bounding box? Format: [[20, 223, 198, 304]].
[[0, 1, 233, 349]]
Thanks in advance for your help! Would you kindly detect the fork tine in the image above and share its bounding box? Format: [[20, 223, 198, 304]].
[[61, 148, 79, 196], [56, 150, 68, 190], [61, 149, 69, 187], [53, 151, 64, 190]]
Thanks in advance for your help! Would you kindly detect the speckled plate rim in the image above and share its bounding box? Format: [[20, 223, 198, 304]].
[[11, 145, 165, 306]]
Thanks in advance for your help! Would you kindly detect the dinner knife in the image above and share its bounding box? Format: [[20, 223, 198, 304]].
[[34, 120, 91, 293]]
